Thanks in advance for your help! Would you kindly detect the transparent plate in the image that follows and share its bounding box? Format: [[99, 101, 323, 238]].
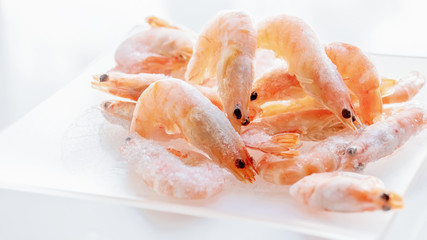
[[0, 45, 426, 240]]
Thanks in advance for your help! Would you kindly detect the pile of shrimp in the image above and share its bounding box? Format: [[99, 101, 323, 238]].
[[90, 11, 427, 213]]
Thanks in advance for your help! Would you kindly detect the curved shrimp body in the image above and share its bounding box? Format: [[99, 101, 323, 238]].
[[257, 15, 360, 130], [114, 27, 195, 78], [91, 72, 224, 111], [121, 133, 225, 199], [381, 72, 426, 104], [290, 172, 403, 212], [341, 106, 427, 171], [130, 79, 257, 183], [185, 10, 257, 132], [248, 109, 345, 141], [325, 42, 382, 125]]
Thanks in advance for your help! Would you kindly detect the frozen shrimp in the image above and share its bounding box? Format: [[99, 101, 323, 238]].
[[121, 133, 225, 199], [290, 172, 403, 212], [341, 106, 427, 171], [381, 72, 426, 104], [91, 72, 224, 111], [130, 78, 257, 183], [257, 15, 360, 130], [100, 99, 299, 157], [257, 106, 427, 185], [185, 10, 257, 132], [325, 42, 382, 125], [260, 97, 323, 117], [114, 25, 195, 78]]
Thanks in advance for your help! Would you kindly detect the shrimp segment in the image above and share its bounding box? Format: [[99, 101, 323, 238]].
[[114, 26, 194, 78], [130, 79, 257, 183], [257, 15, 360, 130], [382, 71, 426, 104], [185, 11, 256, 132], [258, 106, 427, 185], [325, 42, 382, 125], [290, 172, 403, 212], [121, 133, 224, 199]]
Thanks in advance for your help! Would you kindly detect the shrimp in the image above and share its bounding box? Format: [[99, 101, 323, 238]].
[[120, 133, 225, 199], [340, 106, 427, 171], [325, 42, 382, 125], [381, 71, 426, 104], [185, 10, 257, 132], [245, 109, 345, 141], [290, 172, 403, 212], [114, 25, 195, 78], [91, 72, 224, 111], [257, 15, 360, 130], [100, 99, 299, 157], [130, 78, 257, 183], [257, 106, 427, 185]]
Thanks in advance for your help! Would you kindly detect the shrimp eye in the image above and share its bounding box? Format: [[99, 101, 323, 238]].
[[103, 101, 111, 109], [99, 74, 109, 82], [234, 108, 242, 119], [380, 193, 390, 201], [352, 115, 356, 122], [235, 159, 245, 169], [125, 136, 132, 142], [346, 146, 357, 155], [250, 91, 258, 101], [341, 108, 352, 119], [242, 117, 250, 126]]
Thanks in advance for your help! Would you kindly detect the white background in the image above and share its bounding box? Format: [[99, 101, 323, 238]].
[[1, 0, 427, 239]]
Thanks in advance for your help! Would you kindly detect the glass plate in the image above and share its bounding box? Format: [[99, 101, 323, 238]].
[[0, 45, 426, 240]]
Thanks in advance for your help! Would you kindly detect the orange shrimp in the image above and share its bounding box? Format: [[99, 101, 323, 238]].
[[257, 106, 427, 185], [121, 133, 225, 199], [185, 10, 257, 132], [340, 106, 427, 171], [257, 15, 360, 130], [381, 71, 426, 104], [114, 25, 195, 78], [130, 78, 257, 183], [325, 42, 382, 125], [91, 72, 223, 111], [290, 172, 403, 212], [100, 99, 299, 157]]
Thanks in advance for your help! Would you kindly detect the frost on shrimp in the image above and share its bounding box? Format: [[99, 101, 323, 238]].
[[290, 172, 403, 212], [130, 78, 257, 183], [185, 10, 256, 132], [257, 15, 361, 130], [121, 133, 224, 200], [258, 106, 427, 185], [381, 71, 426, 104]]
